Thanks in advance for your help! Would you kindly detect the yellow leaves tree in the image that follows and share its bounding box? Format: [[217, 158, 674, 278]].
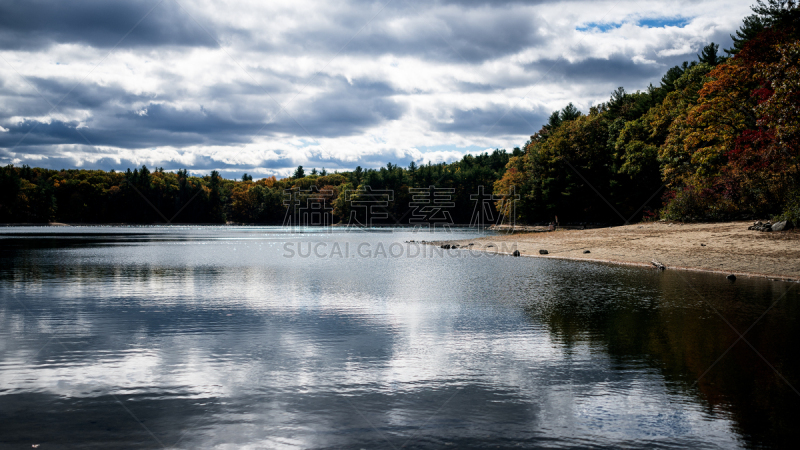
[[493, 156, 527, 221]]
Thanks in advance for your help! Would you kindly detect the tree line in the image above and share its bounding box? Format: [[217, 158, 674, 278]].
[[0, 150, 518, 224]]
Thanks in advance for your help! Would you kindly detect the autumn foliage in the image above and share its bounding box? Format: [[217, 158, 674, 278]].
[[494, 9, 800, 224]]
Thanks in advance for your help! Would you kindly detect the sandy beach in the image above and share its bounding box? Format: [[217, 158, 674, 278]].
[[435, 221, 800, 282]]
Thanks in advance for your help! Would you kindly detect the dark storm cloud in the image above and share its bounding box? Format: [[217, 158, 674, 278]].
[[0, 112, 258, 150], [23, 77, 151, 110], [0, 0, 550, 61], [0, 0, 222, 50], [432, 104, 549, 136], [0, 73, 406, 150], [278, 4, 546, 63], [455, 81, 498, 93], [526, 55, 666, 87], [286, 77, 406, 137], [370, 0, 560, 8]]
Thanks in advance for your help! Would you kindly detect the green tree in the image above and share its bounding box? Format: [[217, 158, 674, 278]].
[[0, 165, 21, 222], [726, 0, 800, 55], [752, 0, 800, 26], [559, 103, 582, 122], [698, 43, 722, 66], [208, 170, 226, 223], [660, 62, 694, 93], [351, 166, 363, 185], [293, 166, 305, 178], [727, 15, 767, 55], [544, 111, 562, 131]]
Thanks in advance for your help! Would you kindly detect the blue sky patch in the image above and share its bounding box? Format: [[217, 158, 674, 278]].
[[638, 17, 691, 28], [576, 22, 622, 32], [577, 17, 690, 32]]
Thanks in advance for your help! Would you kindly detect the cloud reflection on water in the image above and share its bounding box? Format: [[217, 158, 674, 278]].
[[1, 227, 796, 448]]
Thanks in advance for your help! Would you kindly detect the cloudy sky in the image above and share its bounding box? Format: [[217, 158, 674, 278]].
[[0, 0, 751, 178]]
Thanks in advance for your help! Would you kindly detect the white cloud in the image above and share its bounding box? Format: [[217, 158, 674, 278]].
[[0, 0, 753, 177]]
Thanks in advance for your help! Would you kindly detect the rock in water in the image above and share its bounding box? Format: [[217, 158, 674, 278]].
[[727, 274, 737, 281], [772, 221, 787, 232], [583, 250, 591, 254], [539, 249, 549, 255], [512, 250, 521, 257]]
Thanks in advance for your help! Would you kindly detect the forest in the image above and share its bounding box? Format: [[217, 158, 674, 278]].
[[0, 151, 518, 225], [1, 1, 798, 226]]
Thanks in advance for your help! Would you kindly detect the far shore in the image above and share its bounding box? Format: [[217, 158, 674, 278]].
[[431, 221, 800, 282], [3, 220, 798, 282]]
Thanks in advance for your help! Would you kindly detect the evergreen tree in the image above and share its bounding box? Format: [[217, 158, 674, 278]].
[[726, 15, 767, 55], [559, 103, 582, 122], [242, 173, 253, 182], [607, 87, 628, 117], [698, 43, 722, 65], [661, 65, 685, 92], [0, 165, 21, 222], [752, 0, 800, 26], [208, 170, 225, 223], [293, 166, 305, 178], [139, 165, 151, 189], [610, 87, 626, 104], [726, 1, 800, 55], [545, 111, 562, 131]]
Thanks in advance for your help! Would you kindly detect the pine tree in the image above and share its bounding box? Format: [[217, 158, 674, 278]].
[[208, 170, 225, 223], [559, 103, 582, 122], [545, 111, 562, 131], [752, 0, 800, 25], [726, 15, 767, 55], [726, 1, 800, 55], [139, 165, 151, 189], [698, 43, 722, 65]]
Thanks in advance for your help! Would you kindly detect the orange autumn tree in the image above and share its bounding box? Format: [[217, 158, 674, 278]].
[[493, 155, 528, 222], [660, 29, 799, 219]]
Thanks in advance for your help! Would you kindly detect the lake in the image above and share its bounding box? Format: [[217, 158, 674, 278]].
[[1, 226, 799, 449]]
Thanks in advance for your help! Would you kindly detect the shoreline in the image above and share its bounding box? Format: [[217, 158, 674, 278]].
[[429, 221, 800, 283], [2, 220, 798, 282]]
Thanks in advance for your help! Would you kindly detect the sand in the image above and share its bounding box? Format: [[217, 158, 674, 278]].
[[434, 221, 800, 282]]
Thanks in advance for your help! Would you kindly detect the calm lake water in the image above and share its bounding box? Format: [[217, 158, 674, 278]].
[[1, 226, 799, 449]]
